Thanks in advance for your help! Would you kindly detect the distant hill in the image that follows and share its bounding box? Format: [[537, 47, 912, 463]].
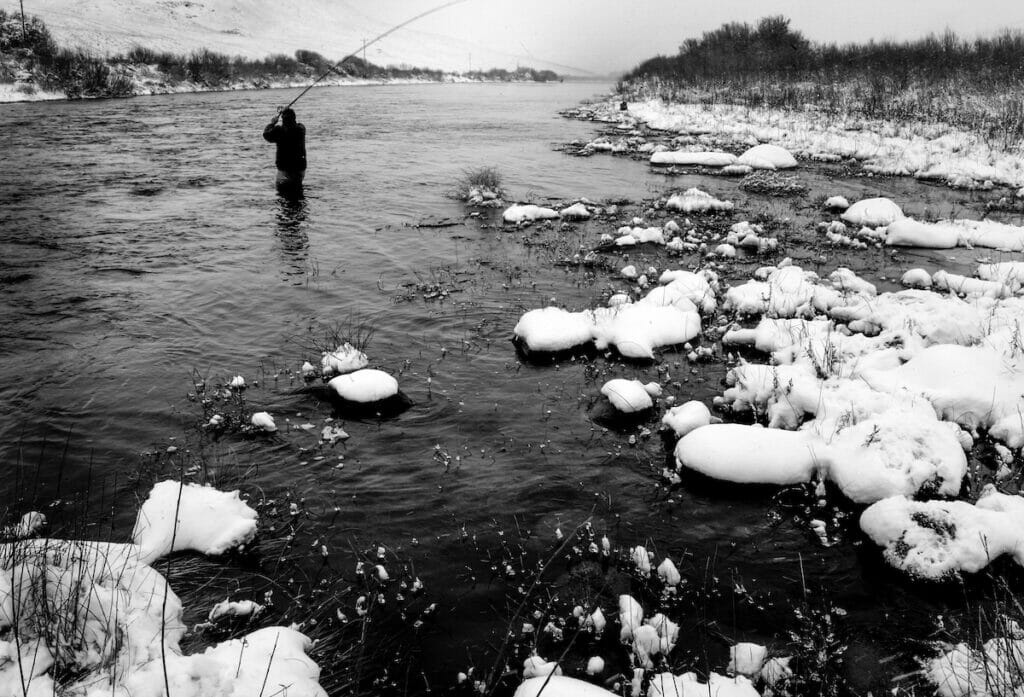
[[0, 0, 563, 73]]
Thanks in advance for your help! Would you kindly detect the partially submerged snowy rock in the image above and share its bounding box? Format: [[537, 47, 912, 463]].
[[841, 197, 904, 227], [662, 400, 712, 437], [328, 368, 399, 403], [132, 481, 258, 563], [602, 379, 660, 413], [503, 204, 560, 224], [675, 424, 820, 485], [251, 411, 277, 432], [514, 302, 701, 360], [860, 486, 1024, 578]]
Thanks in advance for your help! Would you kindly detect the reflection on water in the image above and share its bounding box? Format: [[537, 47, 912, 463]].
[[274, 190, 309, 281]]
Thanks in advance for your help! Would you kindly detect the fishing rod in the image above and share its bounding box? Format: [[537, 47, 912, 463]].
[[281, 0, 470, 112]]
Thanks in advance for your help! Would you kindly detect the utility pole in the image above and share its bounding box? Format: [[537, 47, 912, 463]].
[[362, 38, 367, 66]]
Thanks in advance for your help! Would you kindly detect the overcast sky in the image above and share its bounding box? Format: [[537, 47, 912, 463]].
[[361, 0, 1024, 74]]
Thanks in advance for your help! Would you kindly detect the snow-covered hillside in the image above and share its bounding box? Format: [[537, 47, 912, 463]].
[[2, 0, 559, 72]]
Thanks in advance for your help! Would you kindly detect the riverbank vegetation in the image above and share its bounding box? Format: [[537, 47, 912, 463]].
[[620, 16, 1024, 147], [0, 10, 559, 100]]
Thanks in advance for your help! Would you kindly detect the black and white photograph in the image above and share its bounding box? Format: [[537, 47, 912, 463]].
[[4, 1, 1024, 695]]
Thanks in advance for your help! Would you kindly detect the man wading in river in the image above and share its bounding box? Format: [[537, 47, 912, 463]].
[[263, 107, 307, 193]]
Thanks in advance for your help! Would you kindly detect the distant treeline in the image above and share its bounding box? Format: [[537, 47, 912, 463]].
[[625, 15, 1024, 84], [0, 10, 559, 99], [619, 16, 1024, 145]]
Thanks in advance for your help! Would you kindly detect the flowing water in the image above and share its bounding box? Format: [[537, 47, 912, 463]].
[[2, 82, 1019, 693]]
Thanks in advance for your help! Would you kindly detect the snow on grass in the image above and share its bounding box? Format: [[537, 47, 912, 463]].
[[132, 480, 258, 563], [2, 480, 326, 697], [886, 217, 1024, 251], [648, 671, 761, 697], [925, 627, 1024, 697], [623, 99, 1024, 190], [723, 265, 845, 318], [665, 188, 734, 213], [560, 202, 592, 220], [321, 342, 369, 376]]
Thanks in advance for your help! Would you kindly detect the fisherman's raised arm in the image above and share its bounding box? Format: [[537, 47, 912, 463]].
[[263, 114, 281, 142]]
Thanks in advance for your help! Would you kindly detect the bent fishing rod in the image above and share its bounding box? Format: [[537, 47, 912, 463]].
[[280, 0, 469, 112]]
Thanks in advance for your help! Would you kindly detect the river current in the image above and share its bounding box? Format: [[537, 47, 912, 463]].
[[1, 82, 1015, 693]]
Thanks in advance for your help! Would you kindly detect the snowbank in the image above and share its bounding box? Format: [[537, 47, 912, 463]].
[[623, 99, 1024, 190]]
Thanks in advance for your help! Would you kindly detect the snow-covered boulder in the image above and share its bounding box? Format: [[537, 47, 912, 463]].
[[601, 379, 660, 413], [737, 144, 797, 170], [674, 424, 820, 485], [328, 368, 399, 403], [651, 151, 738, 167], [840, 197, 904, 227], [860, 486, 1024, 578], [661, 400, 712, 437]]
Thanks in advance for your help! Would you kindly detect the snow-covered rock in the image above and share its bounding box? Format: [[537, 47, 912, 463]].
[[327, 368, 399, 403], [841, 197, 904, 227], [737, 144, 797, 170], [503, 204, 559, 223], [132, 481, 258, 564]]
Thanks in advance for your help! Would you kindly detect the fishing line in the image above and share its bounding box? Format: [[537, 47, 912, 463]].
[[281, 0, 470, 111]]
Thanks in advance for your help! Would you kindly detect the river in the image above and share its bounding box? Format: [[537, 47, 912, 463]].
[[0, 81, 1011, 694]]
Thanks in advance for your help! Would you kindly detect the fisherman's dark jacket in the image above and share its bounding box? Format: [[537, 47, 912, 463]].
[[263, 122, 307, 172]]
